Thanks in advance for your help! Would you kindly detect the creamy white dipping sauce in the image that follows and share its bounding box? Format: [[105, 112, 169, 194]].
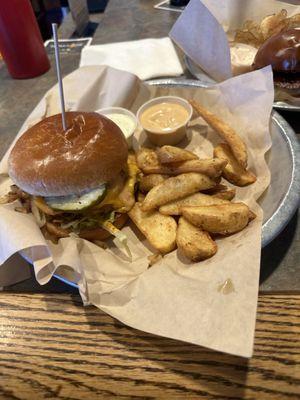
[[105, 113, 136, 138], [230, 43, 258, 75]]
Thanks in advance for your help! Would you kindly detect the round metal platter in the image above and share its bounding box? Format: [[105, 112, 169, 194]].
[[20, 78, 300, 287], [184, 55, 300, 113]]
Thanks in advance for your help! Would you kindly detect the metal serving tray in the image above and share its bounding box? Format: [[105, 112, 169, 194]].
[[21, 78, 300, 288]]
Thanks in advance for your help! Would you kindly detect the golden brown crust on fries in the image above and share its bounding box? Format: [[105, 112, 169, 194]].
[[181, 203, 251, 235], [139, 174, 169, 193], [129, 203, 177, 254], [156, 146, 198, 164], [159, 192, 229, 216], [141, 173, 216, 212], [190, 100, 248, 168], [176, 217, 217, 261], [214, 143, 256, 186]]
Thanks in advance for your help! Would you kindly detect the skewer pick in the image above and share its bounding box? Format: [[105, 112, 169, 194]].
[[52, 23, 67, 131]]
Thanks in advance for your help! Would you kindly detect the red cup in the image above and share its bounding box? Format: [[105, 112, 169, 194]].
[[0, 0, 50, 79]]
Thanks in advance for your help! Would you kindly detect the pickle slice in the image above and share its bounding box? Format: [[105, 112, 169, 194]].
[[45, 185, 106, 212]]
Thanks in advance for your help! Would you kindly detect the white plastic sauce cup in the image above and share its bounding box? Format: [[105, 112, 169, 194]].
[[136, 96, 193, 146], [96, 107, 138, 148]]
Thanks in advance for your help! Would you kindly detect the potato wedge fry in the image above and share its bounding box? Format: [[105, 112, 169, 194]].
[[136, 148, 160, 171], [139, 174, 168, 193], [181, 203, 251, 235], [141, 173, 216, 211], [141, 158, 227, 178], [129, 203, 176, 254], [214, 143, 256, 186], [137, 192, 146, 202], [159, 193, 229, 216], [204, 184, 236, 200], [156, 145, 198, 164], [212, 189, 236, 201], [176, 217, 217, 261], [203, 184, 228, 194], [190, 100, 248, 168]]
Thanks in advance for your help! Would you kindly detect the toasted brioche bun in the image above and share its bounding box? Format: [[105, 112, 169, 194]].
[[8, 112, 128, 197], [252, 28, 300, 95]]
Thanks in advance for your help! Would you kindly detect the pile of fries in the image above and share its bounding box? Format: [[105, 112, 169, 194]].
[[129, 100, 257, 262], [234, 9, 300, 48]]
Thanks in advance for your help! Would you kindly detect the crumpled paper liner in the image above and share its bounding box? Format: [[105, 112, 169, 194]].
[[0, 65, 274, 357]]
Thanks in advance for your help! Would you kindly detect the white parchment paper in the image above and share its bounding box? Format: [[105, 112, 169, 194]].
[[170, 0, 300, 82], [0, 65, 274, 357]]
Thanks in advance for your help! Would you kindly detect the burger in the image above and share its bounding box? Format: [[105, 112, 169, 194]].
[[252, 28, 300, 97], [6, 112, 139, 244]]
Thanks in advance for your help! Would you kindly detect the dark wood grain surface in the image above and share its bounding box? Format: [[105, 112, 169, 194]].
[[0, 293, 299, 400]]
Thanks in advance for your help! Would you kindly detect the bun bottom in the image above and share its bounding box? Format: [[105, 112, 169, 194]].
[[79, 213, 128, 241]]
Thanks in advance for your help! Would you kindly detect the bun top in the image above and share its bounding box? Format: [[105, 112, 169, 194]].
[[8, 112, 128, 196], [252, 28, 300, 73]]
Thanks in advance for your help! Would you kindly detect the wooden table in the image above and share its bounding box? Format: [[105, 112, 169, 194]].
[[0, 293, 299, 399], [0, 1, 299, 398]]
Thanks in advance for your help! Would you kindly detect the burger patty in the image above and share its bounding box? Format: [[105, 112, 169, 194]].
[[274, 71, 300, 89], [273, 71, 300, 97], [4, 153, 140, 244]]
